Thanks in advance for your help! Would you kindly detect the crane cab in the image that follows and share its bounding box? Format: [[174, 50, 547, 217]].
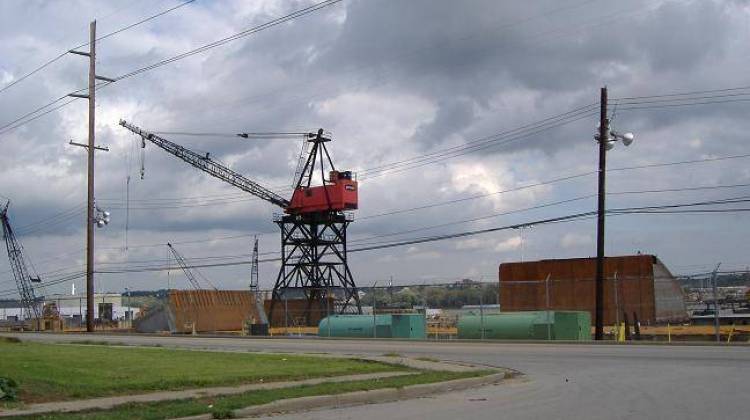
[[287, 170, 358, 214]]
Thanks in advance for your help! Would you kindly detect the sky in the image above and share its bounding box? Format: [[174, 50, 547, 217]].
[[1, 0, 750, 298]]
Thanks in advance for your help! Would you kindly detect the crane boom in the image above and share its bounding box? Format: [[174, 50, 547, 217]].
[[119, 120, 290, 209], [1, 202, 41, 321], [167, 243, 205, 290]]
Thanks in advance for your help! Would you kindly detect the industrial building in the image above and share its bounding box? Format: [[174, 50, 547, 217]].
[[0, 293, 138, 329], [499, 254, 688, 325], [134, 289, 263, 333]]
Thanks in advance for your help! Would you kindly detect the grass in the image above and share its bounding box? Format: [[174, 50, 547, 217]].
[[11, 371, 491, 420], [0, 340, 404, 404]]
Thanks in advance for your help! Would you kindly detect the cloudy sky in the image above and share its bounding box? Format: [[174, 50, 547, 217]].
[[1, 0, 750, 297]]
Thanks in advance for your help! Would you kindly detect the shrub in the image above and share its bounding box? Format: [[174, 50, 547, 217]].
[[212, 408, 235, 419], [0, 377, 18, 401]]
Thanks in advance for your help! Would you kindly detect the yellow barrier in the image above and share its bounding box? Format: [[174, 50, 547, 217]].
[[268, 326, 318, 336]]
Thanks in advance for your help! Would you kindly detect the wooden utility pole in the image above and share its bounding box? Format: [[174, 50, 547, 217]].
[[595, 86, 608, 340], [69, 21, 113, 332], [85, 20, 96, 333]]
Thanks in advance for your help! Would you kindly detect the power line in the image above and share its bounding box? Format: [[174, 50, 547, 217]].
[[86, 151, 750, 215], [608, 152, 750, 172], [14, 150, 750, 245], [27, 189, 749, 276], [351, 194, 597, 244], [349, 198, 750, 253], [14, 204, 85, 233], [81, 196, 750, 275], [614, 97, 750, 112], [0, 1, 340, 137], [610, 91, 750, 106], [152, 131, 315, 139], [358, 153, 750, 221], [91, 0, 197, 45], [611, 85, 750, 101], [112, 0, 344, 82], [357, 106, 598, 179], [0, 0, 196, 96]]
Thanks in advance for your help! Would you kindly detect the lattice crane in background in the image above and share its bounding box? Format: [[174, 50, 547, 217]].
[[119, 120, 361, 326], [250, 236, 259, 293], [1, 201, 42, 322], [167, 242, 217, 291], [249, 236, 269, 325]]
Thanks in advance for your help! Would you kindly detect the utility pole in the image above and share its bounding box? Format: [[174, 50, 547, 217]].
[[594, 86, 608, 340], [68, 21, 113, 333]]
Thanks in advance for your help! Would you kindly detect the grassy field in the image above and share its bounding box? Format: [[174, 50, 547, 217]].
[[0, 339, 404, 404], [10, 371, 489, 420]]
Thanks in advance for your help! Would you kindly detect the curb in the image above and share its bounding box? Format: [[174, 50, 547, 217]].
[[0, 347, 498, 418], [3, 332, 748, 347], [0, 372, 413, 418], [176, 371, 512, 420]]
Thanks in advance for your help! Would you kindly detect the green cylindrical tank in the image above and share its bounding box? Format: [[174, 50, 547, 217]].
[[318, 315, 392, 338], [457, 312, 543, 339], [458, 311, 592, 340]]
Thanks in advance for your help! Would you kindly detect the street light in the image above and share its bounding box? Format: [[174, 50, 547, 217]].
[[93, 205, 110, 228], [594, 87, 634, 340]]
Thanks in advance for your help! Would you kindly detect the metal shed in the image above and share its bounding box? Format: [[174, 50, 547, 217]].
[[499, 254, 688, 325]]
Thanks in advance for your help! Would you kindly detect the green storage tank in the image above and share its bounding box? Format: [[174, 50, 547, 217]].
[[553, 311, 591, 340], [457, 311, 591, 340], [318, 315, 392, 338], [391, 314, 426, 339], [458, 312, 540, 339]]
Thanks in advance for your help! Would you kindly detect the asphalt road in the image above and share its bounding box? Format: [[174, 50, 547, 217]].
[[5, 333, 749, 419]]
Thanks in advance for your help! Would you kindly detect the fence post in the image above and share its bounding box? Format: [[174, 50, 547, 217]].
[[545, 273, 551, 341], [623, 311, 631, 341], [613, 271, 619, 338], [479, 289, 485, 340], [372, 281, 378, 339], [284, 294, 288, 332], [326, 283, 331, 339]]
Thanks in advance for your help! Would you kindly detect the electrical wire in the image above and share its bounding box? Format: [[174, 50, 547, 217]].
[[0, 1, 340, 137], [351, 194, 597, 244], [357, 154, 750, 221], [357, 106, 598, 179], [614, 97, 750, 112], [112, 0, 343, 82], [0, 0, 196, 96], [152, 131, 315, 139], [64, 195, 750, 275], [611, 85, 750, 101]]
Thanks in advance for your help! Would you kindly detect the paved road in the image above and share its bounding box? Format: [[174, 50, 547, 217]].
[[6, 333, 749, 419]]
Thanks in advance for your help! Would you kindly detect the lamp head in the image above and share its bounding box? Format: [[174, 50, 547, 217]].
[[621, 132, 634, 146]]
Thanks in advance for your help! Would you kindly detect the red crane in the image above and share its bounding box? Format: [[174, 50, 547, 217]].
[[119, 121, 361, 326]]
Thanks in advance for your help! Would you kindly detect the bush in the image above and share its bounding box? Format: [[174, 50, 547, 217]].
[[0, 377, 18, 401], [211, 408, 235, 419]]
